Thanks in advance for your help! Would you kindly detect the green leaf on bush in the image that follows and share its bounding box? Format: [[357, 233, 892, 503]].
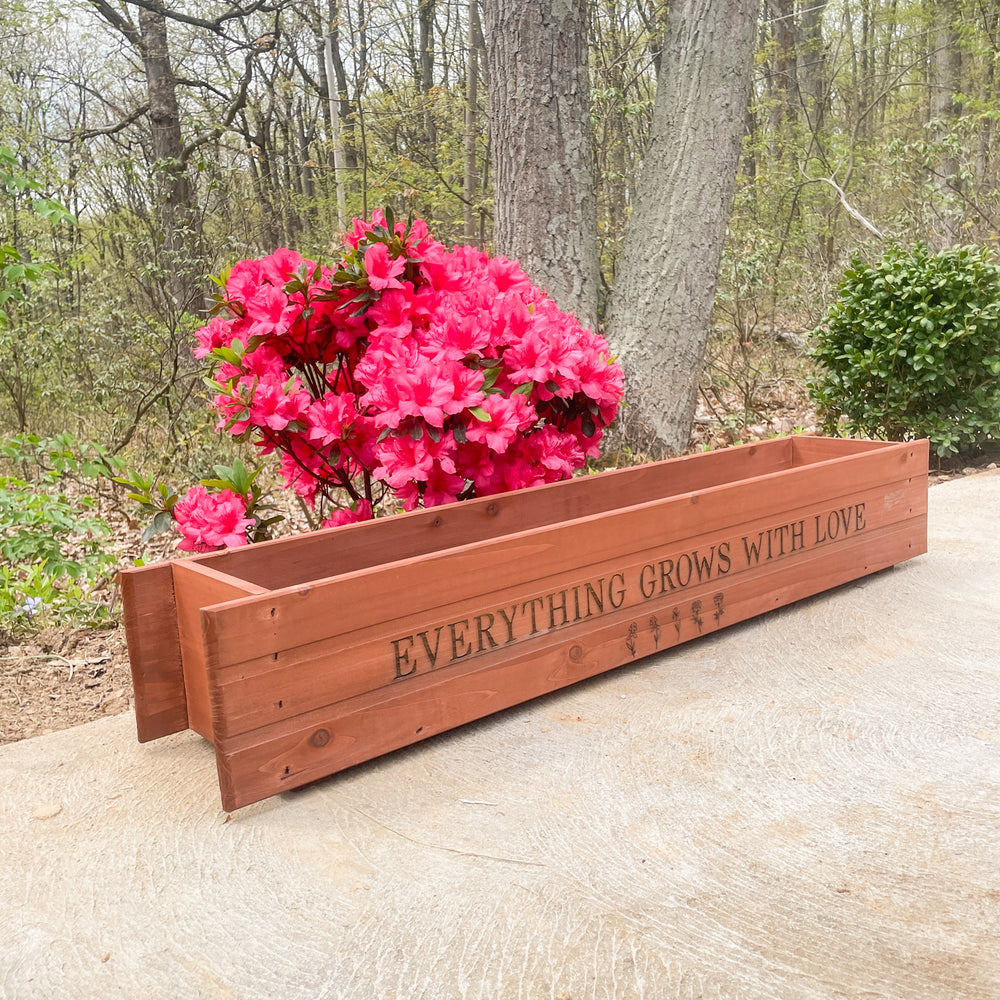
[[141, 509, 175, 544], [809, 241, 1000, 456]]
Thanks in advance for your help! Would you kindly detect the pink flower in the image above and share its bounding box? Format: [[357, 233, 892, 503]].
[[194, 316, 235, 359], [249, 375, 311, 431], [364, 242, 406, 291], [367, 286, 416, 338], [259, 247, 305, 286], [240, 343, 286, 379], [225, 257, 264, 303], [367, 354, 474, 431], [173, 487, 254, 552], [306, 392, 358, 446], [321, 499, 373, 527], [244, 283, 300, 340], [421, 465, 465, 507], [505, 325, 553, 386], [465, 393, 535, 453]]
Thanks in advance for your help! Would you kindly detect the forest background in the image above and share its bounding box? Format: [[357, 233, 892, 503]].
[[3, 0, 996, 456], [1, 0, 999, 727]]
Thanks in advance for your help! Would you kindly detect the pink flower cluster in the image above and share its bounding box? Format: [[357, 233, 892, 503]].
[[178, 212, 623, 545], [172, 487, 255, 552]]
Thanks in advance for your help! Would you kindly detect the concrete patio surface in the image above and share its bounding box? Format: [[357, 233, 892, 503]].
[[1, 471, 999, 1000]]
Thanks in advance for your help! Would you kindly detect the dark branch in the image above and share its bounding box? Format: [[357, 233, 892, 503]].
[[86, 0, 143, 49], [180, 54, 256, 162]]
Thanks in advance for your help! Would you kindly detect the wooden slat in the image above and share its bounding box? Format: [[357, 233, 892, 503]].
[[204, 477, 928, 739], [181, 436, 796, 591], [170, 561, 267, 740], [792, 435, 903, 464], [199, 439, 928, 666], [119, 562, 187, 742], [212, 514, 926, 811]]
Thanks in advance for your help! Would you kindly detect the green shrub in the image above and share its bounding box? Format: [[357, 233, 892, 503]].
[[809, 242, 1000, 456]]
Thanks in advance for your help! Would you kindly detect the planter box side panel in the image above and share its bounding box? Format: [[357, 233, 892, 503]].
[[120, 562, 187, 742], [202, 474, 928, 741], [200, 440, 929, 668], [212, 512, 927, 811], [170, 561, 267, 741], [791, 435, 902, 464]]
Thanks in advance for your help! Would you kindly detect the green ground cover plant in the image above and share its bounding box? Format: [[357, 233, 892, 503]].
[[0, 434, 122, 633]]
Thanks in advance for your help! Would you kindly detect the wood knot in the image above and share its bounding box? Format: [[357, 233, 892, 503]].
[[310, 728, 331, 748], [485, 501, 500, 517], [569, 644, 584, 662]]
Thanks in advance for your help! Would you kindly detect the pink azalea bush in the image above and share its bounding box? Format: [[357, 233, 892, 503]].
[[168, 210, 623, 550]]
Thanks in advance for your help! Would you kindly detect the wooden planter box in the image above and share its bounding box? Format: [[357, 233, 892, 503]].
[[121, 435, 928, 811]]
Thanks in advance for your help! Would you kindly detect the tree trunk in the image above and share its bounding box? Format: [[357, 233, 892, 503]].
[[483, 0, 600, 331], [767, 0, 798, 149], [463, 0, 481, 243], [137, 7, 202, 315], [930, 0, 963, 245], [322, 0, 359, 173], [799, 0, 829, 137], [606, 0, 757, 458], [418, 0, 437, 160]]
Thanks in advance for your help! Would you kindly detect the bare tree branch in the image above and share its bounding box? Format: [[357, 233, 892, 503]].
[[69, 104, 151, 142], [180, 54, 256, 162], [802, 171, 886, 239], [107, 0, 294, 38], [86, 0, 143, 49]]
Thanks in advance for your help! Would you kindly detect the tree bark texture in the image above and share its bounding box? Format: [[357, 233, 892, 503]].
[[463, 0, 481, 242], [930, 0, 963, 246], [137, 7, 203, 314], [799, 0, 829, 134], [418, 0, 438, 158], [482, 0, 599, 331], [606, 0, 757, 457]]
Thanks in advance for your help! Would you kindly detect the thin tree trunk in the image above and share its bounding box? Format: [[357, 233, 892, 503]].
[[137, 7, 202, 314], [930, 0, 963, 245], [606, 0, 757, 457], [324, 33, 348, 229], [768, 0, 798, 148], [799, 0, 829, 138], [483, 0, 600, 331], [418, 0, 437, 161], [463, 0, 480, 243]]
